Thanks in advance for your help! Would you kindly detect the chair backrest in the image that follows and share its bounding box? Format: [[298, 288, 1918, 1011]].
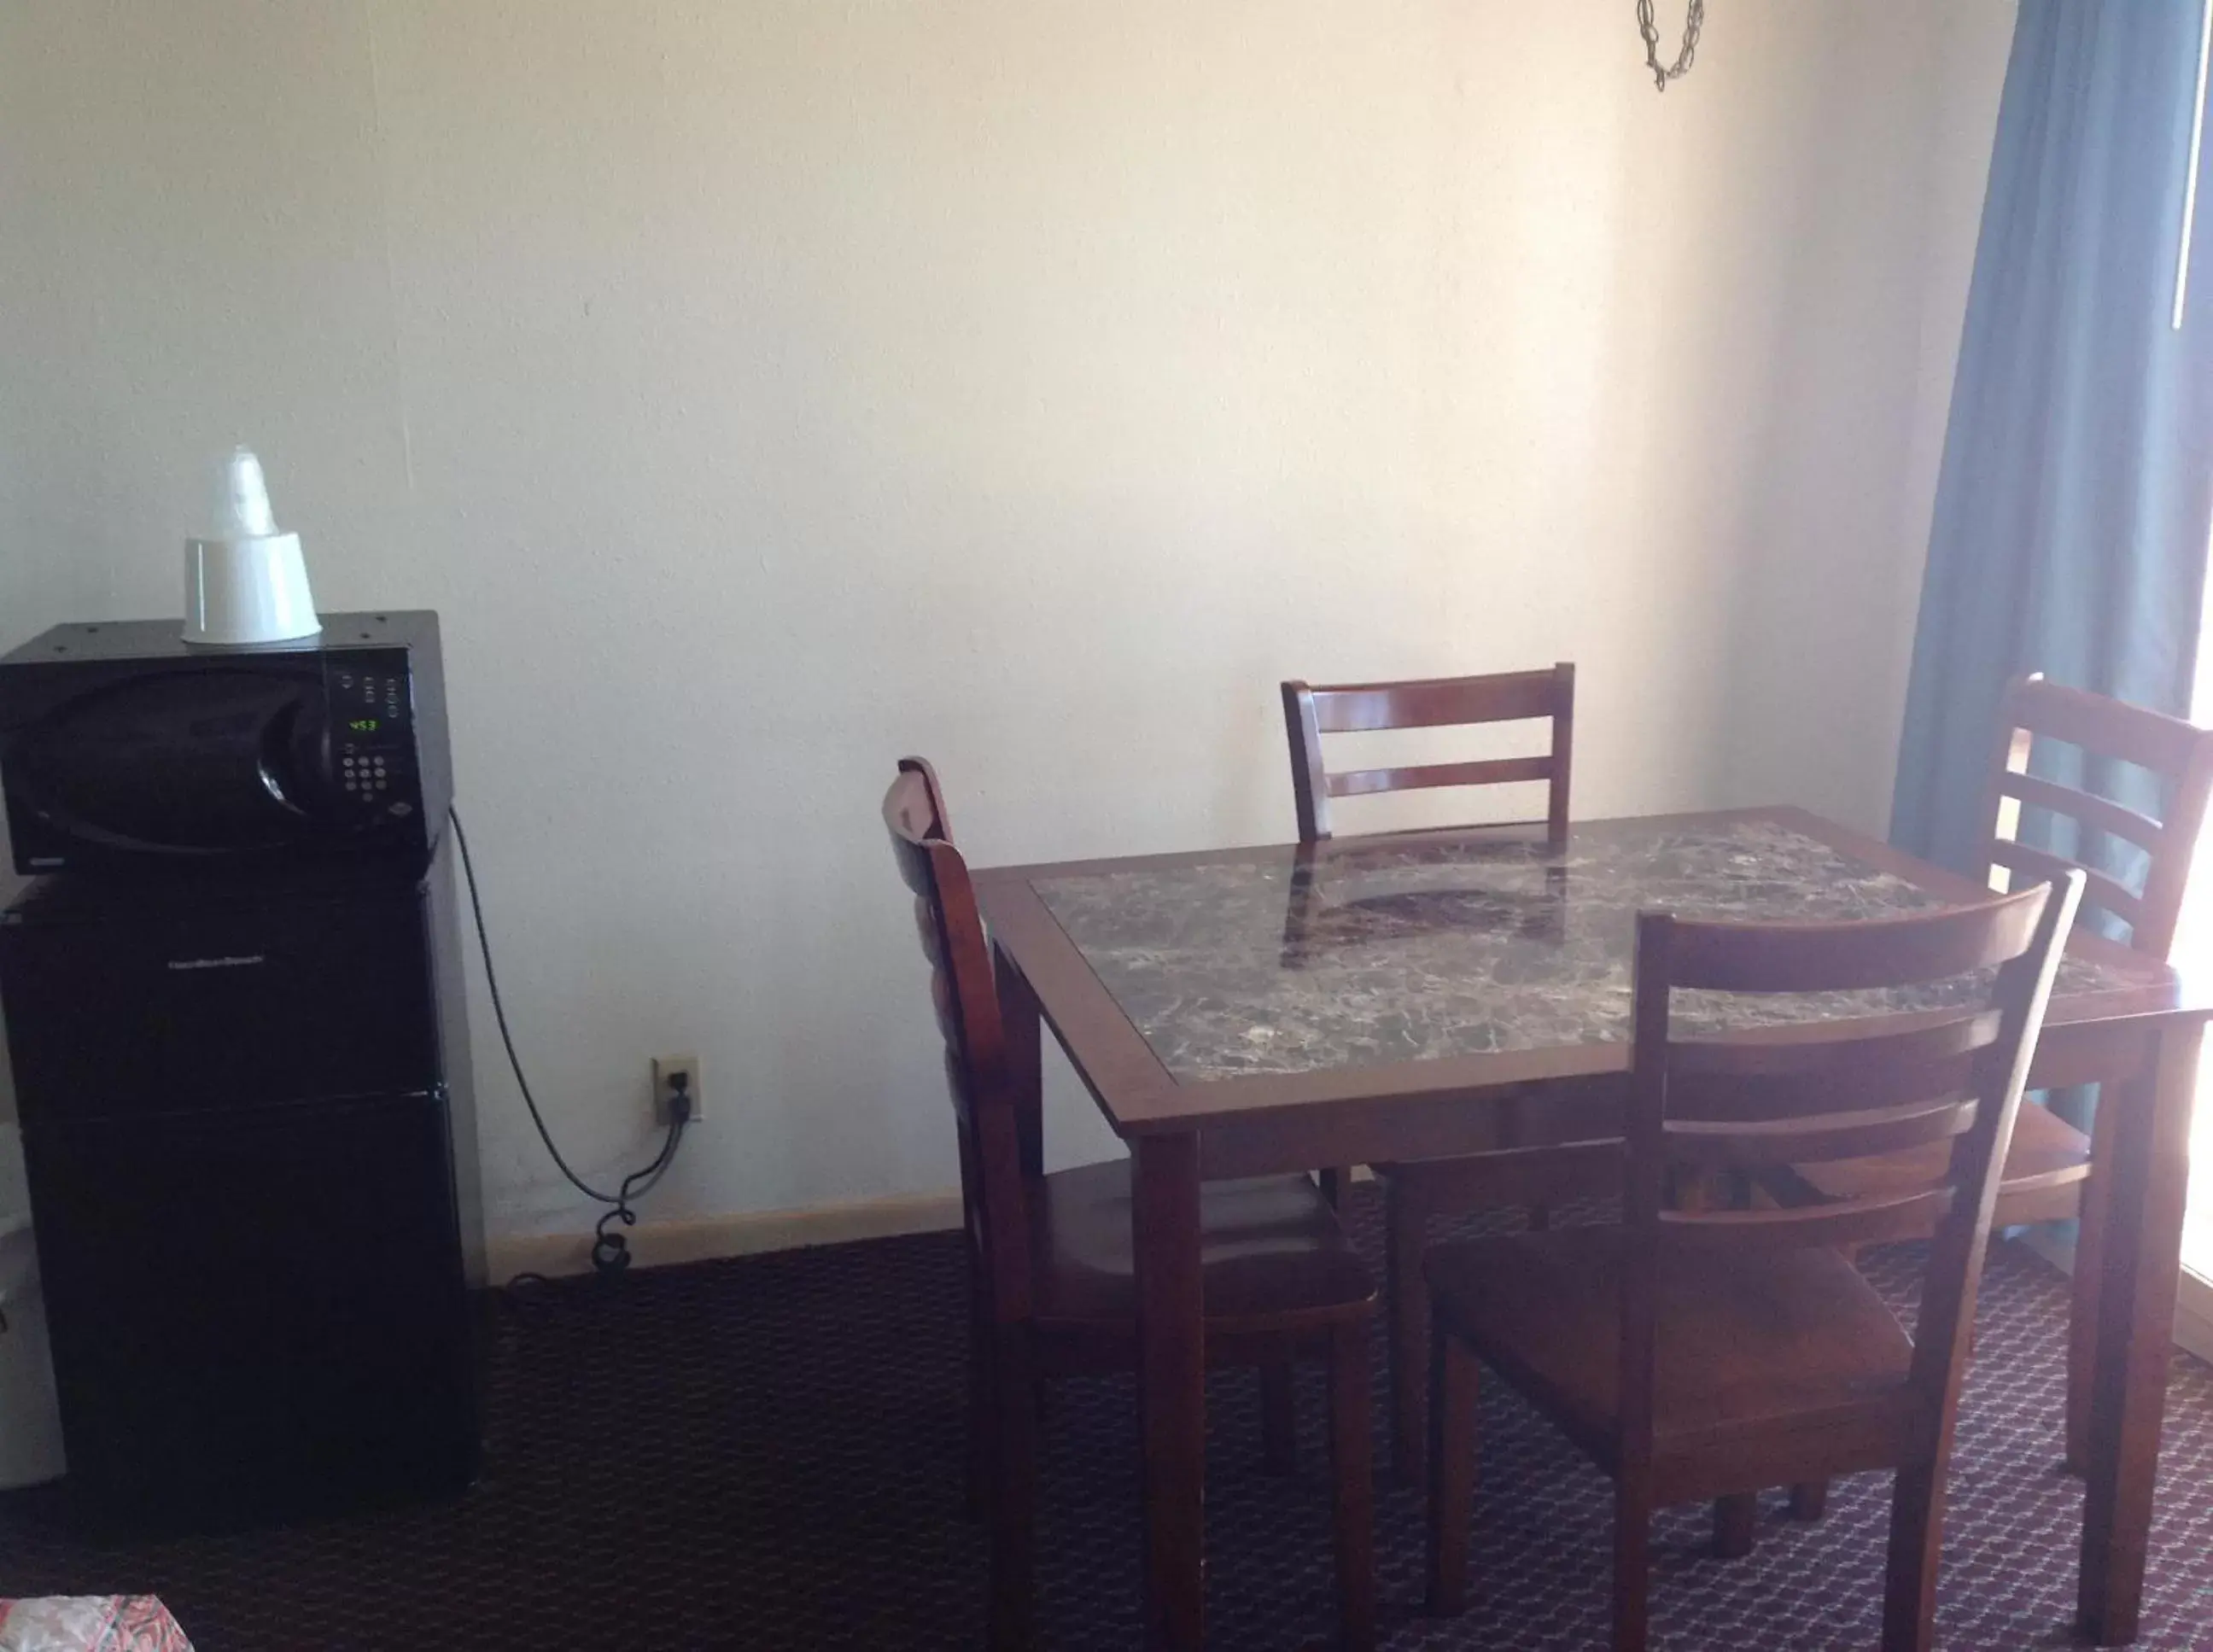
[[1982, 673, 2213, 958], [884, 757, 1031, 1322], [1282, 664, 1575, 843], [1620, 871, 2082, 1461]]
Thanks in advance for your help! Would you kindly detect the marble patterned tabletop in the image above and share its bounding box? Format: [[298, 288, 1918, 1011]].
[[1031, 816, 2128, 1085]]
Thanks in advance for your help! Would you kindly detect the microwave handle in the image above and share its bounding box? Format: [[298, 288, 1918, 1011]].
[[255, 698, 330, 820]]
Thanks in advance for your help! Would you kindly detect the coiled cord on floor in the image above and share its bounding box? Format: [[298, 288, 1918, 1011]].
[[450, 805, 689, 1278]]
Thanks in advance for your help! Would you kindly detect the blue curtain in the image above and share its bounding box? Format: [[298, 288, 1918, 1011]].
[[1890, 0, 2213, 877]]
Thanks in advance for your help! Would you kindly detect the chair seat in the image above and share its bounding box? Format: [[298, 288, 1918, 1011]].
[[1031, 1160, 1374, 1331], [1371, 1142, 1621, 1211], [1369, 1075, 1626, 1200], [1784, 1096, 2091, 1221], [1425, 1226, 1914, 1460]]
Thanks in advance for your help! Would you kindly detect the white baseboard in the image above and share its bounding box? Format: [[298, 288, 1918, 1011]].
[[2017, 1223, 2076, 1276], [2014, 1224, 2213, 1369], [484, 1164, 1370, 1283], [2179, 1270, 2213, 1368], [486, 1188, 963, 1283]]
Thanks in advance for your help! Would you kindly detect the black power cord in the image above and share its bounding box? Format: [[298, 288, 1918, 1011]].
[[591, 1073, 691, 1273], [449, 806, 690, 1279]]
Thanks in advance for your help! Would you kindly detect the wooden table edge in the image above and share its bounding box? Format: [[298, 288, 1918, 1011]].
[[975, 864, 1182, 1137], [975, 805, 2209, 1142]]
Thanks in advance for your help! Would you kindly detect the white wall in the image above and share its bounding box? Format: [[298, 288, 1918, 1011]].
[[0, 1, 2015, 1240]]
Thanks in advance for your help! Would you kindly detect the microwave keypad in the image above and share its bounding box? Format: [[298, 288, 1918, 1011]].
[[340, 750, 397, 797], [338, 747, 405, 804]]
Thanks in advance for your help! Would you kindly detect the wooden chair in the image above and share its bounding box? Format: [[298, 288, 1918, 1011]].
[[885, 757, 1379, 1651], [1423, 873, 2082, 1652], [1771, 674, 2213, 1484], [1281, 664, 1603, 1481], [1282, 663, 1574, 844]]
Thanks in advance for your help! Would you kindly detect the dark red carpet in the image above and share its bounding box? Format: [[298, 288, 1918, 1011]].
[[4, 1187, 2213, 1649]]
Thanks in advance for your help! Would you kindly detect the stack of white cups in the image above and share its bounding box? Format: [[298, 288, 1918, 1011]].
[[181, 447, 320, 646]]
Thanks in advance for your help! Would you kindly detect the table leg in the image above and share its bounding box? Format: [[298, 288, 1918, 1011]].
[[2079, 1019, 2202, 1645], [994, 943, 1044, 1179], [1133, 1131, 1205, 1651], [2066, 1089, 2121, 1476]]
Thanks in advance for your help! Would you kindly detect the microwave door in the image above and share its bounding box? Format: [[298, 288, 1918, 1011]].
[[17, 671, 346, 855]]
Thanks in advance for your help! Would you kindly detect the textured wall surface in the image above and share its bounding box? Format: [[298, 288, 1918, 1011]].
[[0, 1, 2015, 1238]]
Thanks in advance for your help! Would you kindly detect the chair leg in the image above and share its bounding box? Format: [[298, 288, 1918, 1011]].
[[1328, 1319, 1377, 1652], [2066, 1160, 2111, 1476], [1320, 1167, 1349, 1208], [1788, 1242, 1850, 1522], [1424, 1328, 1479, 1618], [1386, 1176, 1431, 1484], [1713, 1491, 1756, 1559], [1260, 1351, 1298, 1476], [986, 1327, 1037, 1652], [1613, 1480, 1652, 1652], [1879, 1459, 1947, 1652], [964, 1307, 990, 1521], [1789, 1480, 1829, 1521]]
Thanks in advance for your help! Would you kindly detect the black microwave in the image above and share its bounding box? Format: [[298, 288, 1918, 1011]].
[[0, 611, 452, 876]]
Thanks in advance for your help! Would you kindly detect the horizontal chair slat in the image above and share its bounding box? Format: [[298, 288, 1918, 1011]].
[[1662, 886, 2048, 993], [1991, 839, 2142, 928], [1997, 770, 2166, 855], [2001, 1162, 2094, 1199], [1667, 1008, 2000, 1078], [1665, 1054, 1986, 1123], [1328, 756, 1554, 798], [1311, 669, 1562, 733], [1659, 1188, 1953, 1253], [2012, 676, 2208, 777], [1663, 1095, 1977, 1170], [1664, 1013, 1999, 1121]]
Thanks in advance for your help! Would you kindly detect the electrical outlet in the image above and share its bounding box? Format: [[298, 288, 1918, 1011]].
[[652, 1054, 704, 1124]]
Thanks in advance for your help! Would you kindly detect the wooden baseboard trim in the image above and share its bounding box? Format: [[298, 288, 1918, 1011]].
[[486, 1188, 963, 1283], [2017, 1223, 2076, 1276], [2015, 1224, 2213, 1368], [2179, 1269, 2213, 1368], [485, 1161, 1346, 1284]]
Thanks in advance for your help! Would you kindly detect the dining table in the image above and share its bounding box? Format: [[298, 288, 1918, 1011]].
[[972, 804, 2212, 1650]]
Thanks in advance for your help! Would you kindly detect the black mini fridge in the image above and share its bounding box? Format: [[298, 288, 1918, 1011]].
[[0, 865, 483, 1531]]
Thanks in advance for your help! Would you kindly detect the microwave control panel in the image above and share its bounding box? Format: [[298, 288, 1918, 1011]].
[[330, 663, 417, 820]]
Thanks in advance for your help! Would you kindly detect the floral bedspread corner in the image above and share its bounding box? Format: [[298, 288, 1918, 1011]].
[[0, 1597, 193, 1652]]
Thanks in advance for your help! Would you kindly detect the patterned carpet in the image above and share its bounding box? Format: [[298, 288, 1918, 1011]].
[[4, 1188, 2213, 1649]]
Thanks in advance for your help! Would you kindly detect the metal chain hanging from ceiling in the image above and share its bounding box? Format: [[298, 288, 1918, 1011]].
[[1636, 0, 1705, 93]]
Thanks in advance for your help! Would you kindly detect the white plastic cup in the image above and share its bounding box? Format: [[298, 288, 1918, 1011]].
[[180, 447, 320, 646], [182, 532, 321, 645]]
